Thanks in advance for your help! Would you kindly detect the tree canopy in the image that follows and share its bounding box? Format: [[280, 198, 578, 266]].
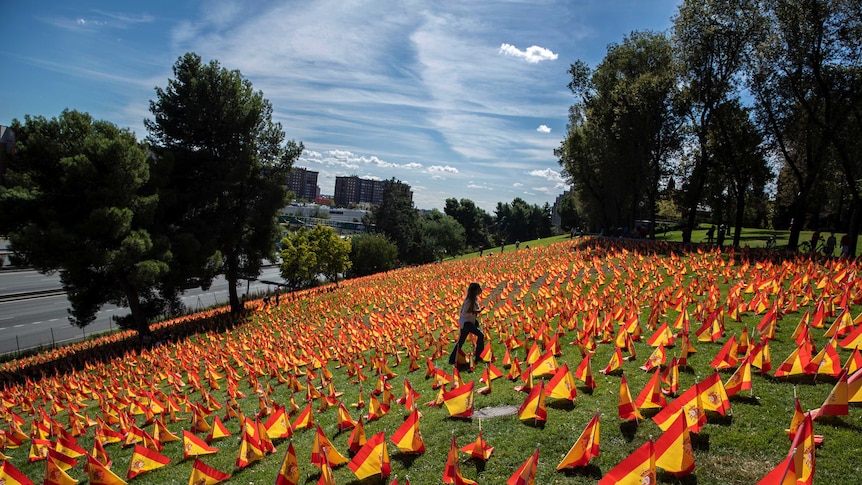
[[146, 53, 303, 313], [0, 110, 169, 334]]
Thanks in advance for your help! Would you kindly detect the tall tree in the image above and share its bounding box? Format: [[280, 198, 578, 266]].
[[368, 179, 419, 264], [705, 99, 772, 246], [418, 209, 466, 261], [146, 53, 303, 313], [347, 233, 398, 277], [0, 110, 169, 335], [558, 31, 681, 235], [748, 1, 862, 249], [673, 0, 759, 243], [443, 198, 494, 251]]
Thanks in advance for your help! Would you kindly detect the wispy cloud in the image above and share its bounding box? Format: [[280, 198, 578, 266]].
[[499, 43, 559, 63], [427, 165, 460, 174]]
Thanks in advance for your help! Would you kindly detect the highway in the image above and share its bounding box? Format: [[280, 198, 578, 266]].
[[0, 267, 285, 355]]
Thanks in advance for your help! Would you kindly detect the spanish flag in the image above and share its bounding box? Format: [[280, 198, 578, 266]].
[[443, 381, 474, 418], [235, 428, 265, 469], [182, 430, 218, 459], [809, 370, 849, 419], [391, 407, 425, 453], [263, 405, 292, 440], [849, 369, 862, 403], [187, 458, 231, 485], [518, 380, 547, 423], [698, 371, 731, 416], [311, 425, 348, 468], [507, 446, 539, 485], [619, 374, 644, 421], [291, 403, 315, 431], [556, 412, 600, 470], [654, 412, 695, 476], [459, 427, 494, 461], [348, 431, 391, 481], [653, 381, 706, 433], [44, 449, 79, 485], [126, 445, 170, 480], [0, 460, 34, 485], [347, 415, 367, 454], [442, 434, 476, 485], [206, 414, 233, 443], [598, 439, 655, 485], [275, 441, 300, 485], [86, 453, 127, 485], [634, 368, 667, 410], [544, 363, 577, 402]]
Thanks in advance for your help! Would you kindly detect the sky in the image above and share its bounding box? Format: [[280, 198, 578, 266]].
[[1, 0, 681, 212]]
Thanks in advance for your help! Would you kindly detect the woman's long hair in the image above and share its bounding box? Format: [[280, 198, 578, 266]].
[[466, 282, 482, 304]]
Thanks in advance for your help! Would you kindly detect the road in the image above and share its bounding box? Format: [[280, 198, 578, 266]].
[[0, 267, 285, 355]]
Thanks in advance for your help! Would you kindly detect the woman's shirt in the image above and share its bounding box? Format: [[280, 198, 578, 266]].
[[459, 297, 479, 326]]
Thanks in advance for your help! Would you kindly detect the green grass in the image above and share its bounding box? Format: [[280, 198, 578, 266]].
[[2, 236, 861, 484]]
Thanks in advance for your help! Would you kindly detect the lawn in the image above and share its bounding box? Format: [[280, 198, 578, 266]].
[[1, 236, 860, 484]]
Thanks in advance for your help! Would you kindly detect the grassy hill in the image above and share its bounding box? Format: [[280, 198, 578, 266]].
[[1, 236, 860, 484]]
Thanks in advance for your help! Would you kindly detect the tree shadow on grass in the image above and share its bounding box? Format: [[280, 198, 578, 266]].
[[559, 464, 603, 480], [658, 470, 699, 484], [815, 415, 862, 432], [619, 419, 639, 442], [391, 452, 419, 469], [730, 394, 761, 406], [548, 399, 575, 411], [691, 432, 710, 451]]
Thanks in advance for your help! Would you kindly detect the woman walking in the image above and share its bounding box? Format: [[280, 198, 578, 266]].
[[448, 282, 485, 366]]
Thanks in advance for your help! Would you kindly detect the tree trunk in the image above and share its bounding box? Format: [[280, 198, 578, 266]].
[[849, 200, 861, 258], [119, 278, 150, 339], [225, 251, 242, 314], [732, 193, 745, 248]]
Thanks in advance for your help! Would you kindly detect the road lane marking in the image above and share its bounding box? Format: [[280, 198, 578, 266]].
[[0, 327, 6, 330], [49, 318, 58, 322], [14, 324, 24, 328], [32, 321, 42, 325]]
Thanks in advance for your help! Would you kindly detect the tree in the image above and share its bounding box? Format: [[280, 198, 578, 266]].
[[673, 0, 760, 243], [368, 179, 419, 264], [705, 99, 772, 246], [746, 1, 862, 249], [418, 209, 466, 261], [494, 198, 553, 243], [443, 198, 494, 250], [308, 224, 351, 284], [278, 229, 318, 290], [556, 192, 580, 232], [146, 53, 303, 313], [278, 225, 351, 289], [347, 234, 398, 277], [0, 110, 168, 335], [558, 31, 681, 236]]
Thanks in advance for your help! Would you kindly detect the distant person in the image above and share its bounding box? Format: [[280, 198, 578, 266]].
[[840, 233, 851, 258], [810, 230, 821, 254], [706, 225, 715, 245], [716, 224, 726, 247], [448, 282, 485, 366], [825, 232, 836, 256], [500, 242, 505, 253], [515, 240, 520, 250]]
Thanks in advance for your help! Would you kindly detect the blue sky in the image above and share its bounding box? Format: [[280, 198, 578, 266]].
[[1, 0, 680, 212]]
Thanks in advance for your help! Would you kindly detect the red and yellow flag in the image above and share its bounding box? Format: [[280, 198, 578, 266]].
[[598, 439, 655, 485], [86, 453, 127, 485], [654, 412, 695, 476], [619, 374, 644, 421], [518, 380, 547, 423], [275, 441, 300, 485], [0, 460, 35, 485], [443, 381, 474, 418], [311, 425, 348, 468], [187, 458, 231, 485], [442, 434, 476, 485], [44, 449, 79, 485], [390, 408, 425, 454], [348, 431, 391, 481], [545, 363, 577, 402], [507, 447, 539, 485], [182, 429, 218, 459], [459, 428, 494, 461], [126, 444, 170, 480], [556, 412, 600, 470]]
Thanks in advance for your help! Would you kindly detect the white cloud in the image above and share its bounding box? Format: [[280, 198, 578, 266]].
[[427, 165, 460, 174], [499, 43, 558, 63], [536, 124, 551, 133], [528, 168, 565, 183], [513, 182, 524, 188]]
